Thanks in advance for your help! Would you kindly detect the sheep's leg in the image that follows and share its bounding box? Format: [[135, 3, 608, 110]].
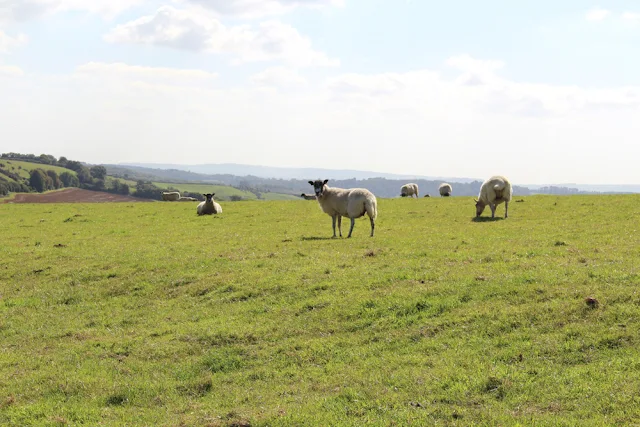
[[331, 215, 337, 238], [369, 216, 375, 237], [337, 216, 343, 237], [347, 217, 356, 238], [504, 201, 509, 218], [490, 203, 496, 218]]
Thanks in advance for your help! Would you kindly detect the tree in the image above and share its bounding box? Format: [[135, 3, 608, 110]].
[[29, 169, 49, 192], [58, 156, 68, 167], [77, 167, 93, 184], [46, 170, 62, 189], [60, 171, 79, 187], [90, 165, 107, 180]]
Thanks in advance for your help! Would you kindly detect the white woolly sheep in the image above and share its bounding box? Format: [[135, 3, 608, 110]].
[[400, 183, 419, 198], [178, 197, 197, 202], [300, 193, 317, 200], [439, 183, 452, 197], [475, 175, 513, 218], [162, 191, 181, 201], [308, 179, 377, 238], [197, 193, 222, 216]]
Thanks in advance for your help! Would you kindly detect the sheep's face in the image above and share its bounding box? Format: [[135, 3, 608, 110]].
[[203, 193, 215, 202], [400, 193, 407, 197], [475, 199, 486, 217], [308, 179, 328, 198]]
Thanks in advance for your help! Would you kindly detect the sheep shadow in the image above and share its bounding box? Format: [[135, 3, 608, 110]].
[[301, 236, 337, 241], [472, 217, 505, 223]]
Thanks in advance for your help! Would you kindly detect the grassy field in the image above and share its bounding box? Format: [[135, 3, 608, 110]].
[[0, 160, 76, 181], [1, 195, 639, 425]]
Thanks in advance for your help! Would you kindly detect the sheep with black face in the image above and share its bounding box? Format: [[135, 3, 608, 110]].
[[308, 179, 377, 238]]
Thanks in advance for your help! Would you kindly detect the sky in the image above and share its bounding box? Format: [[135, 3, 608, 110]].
[[1, 0, 640, 185]]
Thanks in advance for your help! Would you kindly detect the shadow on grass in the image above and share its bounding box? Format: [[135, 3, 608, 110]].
[[472, 217, 505, 223], [301, 236, 337, 241]]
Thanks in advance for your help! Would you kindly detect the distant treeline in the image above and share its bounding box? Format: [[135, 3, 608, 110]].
[[106, 164, 534, 198]]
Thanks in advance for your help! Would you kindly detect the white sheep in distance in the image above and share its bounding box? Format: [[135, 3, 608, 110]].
[[400, 183, 419, 198], [300, 193, 317, 200], [162, 191, 181, 201], [178, 197, 197, 202], [197, 193, 222, 215], [475, 175, 513, 218], [439, 183, 452, 197], [308, 179, 377, 238]]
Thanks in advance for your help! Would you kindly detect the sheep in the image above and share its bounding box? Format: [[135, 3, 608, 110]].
[[475, 175, 513, 218], [197, 193, 222, 215], [400, 183, 419, 198], [300, 193, 317, 200], [424, 194, 431, 198], [439, 183, 452, 197], [308, 179, 377, 238], [161, 191, 181, 201], [178, 197, 197, 202]]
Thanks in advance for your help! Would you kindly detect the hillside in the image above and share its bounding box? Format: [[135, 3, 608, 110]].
[[0, 159, 77, 181], [2, 195, 639, 425]]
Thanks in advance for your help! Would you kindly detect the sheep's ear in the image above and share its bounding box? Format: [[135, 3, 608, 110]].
[[323, 179, 329, 185], [202, 194, 206, 197], [474, 199, 478, 203], [308, 181, 314, 185], [211, 193, 215, 197]]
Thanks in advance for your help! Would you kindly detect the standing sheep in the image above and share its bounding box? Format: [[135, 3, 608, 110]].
[[475, 175, 513, 218], [439, 183, 452, 197], [162, 191, 181, 201], [400, 183, 419, 198], [197, 193, 222, 215], [308, 179, 377, 238]]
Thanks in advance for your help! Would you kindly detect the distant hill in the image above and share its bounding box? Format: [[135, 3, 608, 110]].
[[120, 162, 479, 183]]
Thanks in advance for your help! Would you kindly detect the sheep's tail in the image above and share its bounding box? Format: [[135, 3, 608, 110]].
[[365, 197, 378, 220]]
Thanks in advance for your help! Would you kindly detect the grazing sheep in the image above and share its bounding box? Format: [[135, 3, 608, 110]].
[[475, 175, 513, 218], [161, 191, 181, 201], [439, 183, 452, 197], [308, 179, 377, 238], [178, 197, 197, 202], [300, 193, 317, 200], [197, 193, 222, 215], [400, 183, 419, 198], [424, 194, 431, 198]]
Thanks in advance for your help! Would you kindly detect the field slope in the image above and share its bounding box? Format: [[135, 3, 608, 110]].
[[1, 195, 639, 425]]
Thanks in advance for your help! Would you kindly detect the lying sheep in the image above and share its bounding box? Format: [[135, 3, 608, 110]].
[[300, 193, 317, 200], [439, 183, 452, 197], [162, 191, 181, 201], [308, 179, 377, 238], [475, 175, 512, 218], [400, 183, 419, 198], [197, 193, 222, 215], [178, 197, 197, 202]]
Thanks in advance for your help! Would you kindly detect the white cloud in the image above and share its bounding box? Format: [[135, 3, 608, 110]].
[[2, 56, 640, 184], [0, 0, 144, 23], [76, 62, 218, 81], [104, 6, 339, 67], [585, 8, 611, 22], [621, 11, 640, 22], [0, 30, 27, 53], [251, 66, 307, 87], [0, 64, 23, 76], [176, 0, 345, 19]]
